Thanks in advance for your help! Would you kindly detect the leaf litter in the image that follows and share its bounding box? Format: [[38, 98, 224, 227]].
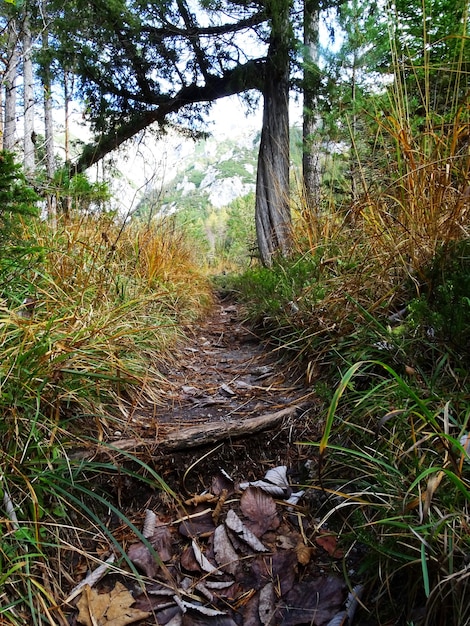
[[65, 301, 362, 625], [68, 465, 353, 626]]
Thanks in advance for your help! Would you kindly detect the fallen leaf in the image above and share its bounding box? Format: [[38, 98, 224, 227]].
[[315, 531, 344, 558], [295, 541, 314, 566], [127, 541, 159, 578], [76, 582, 151, 626], [149, 522, 173, 562], [191, 538, 222, 575], [258, 582, 276, 625], [180, 545, 202, 573], [240, 487, 280, 537], [239, 466, 292, 499], [179, 510, 215, 538], [220, 383, 236, 395], [249, 551, 297, 596], [211, 470, 235, 497], [174, 595, 226, 616], [276, 577, 346, 626], [213, 523, 240, 575], [225, 509, 268, 552]]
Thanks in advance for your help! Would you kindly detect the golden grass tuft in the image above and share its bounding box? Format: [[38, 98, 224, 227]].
[[1, 214, 213, 425]]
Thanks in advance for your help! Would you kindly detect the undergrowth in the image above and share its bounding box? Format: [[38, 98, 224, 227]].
[[229, 15, 470, 625], [0, 162, 211, 624]]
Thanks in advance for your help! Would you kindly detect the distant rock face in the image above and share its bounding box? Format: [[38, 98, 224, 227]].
[[106, 107, 267, 216], [208, 177, 255, 208], [156, 128, 260, 212]]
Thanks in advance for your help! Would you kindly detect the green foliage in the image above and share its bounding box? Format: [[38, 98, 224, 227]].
[[305, 360, 470, 624], [49, 169, 110, 215], [223, 193, 256, 267], [0, 150, 38, 226], [408, 239, 470, 357], [0, 151, 41, 305]]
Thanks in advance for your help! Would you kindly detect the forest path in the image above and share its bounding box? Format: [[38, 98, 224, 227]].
[[115, 297, 317, 459], [152, 298, 310, 427], [74, 299, 364, 626]]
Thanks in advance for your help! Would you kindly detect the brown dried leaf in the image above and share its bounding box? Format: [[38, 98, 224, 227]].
[[211, 470, 235, 497], [240, 488, 280, 537], [213, 523, 240, 576], [191, 538, 222, 575], [295, 541, 314, 566], [149, 522, 173, 562], [127, 542, 159, 578], [250, 551, 297, 596], [315, 531, 344, 558], [225, 509, 268, 552], [179, 510, 215, 538], [185, 493, 217, 507], [258, 583, 276, 625], [76, 582, 151, 626], [275, 577, 346, 626], [180, 545, 201, 573]]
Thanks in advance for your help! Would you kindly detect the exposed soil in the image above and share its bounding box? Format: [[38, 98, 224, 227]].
[[66, 298, 369, 626]]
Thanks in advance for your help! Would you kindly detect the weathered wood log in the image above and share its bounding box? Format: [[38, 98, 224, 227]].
[[115, 404, 299, 452], [75, 405, 300, 459]]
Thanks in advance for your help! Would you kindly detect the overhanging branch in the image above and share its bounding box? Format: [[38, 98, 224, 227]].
[[72, 58, 266, 174]]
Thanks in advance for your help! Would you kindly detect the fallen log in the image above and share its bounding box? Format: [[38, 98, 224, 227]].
[[116, 404, 299, 451], [75, 405, 300, 459]]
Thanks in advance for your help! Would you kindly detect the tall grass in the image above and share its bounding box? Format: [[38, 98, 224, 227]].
[[0, 212, 211, 623], [231, 9, 470, 625], [305, 361, 470, 625]]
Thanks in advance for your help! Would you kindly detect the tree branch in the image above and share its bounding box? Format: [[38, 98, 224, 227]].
[[72, 58, 266, 174]]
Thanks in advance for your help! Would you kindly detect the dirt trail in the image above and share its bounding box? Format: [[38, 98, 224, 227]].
[[154, 299, 309, 425], [70, 300, 367, 626], [113, 298, 317, 462]]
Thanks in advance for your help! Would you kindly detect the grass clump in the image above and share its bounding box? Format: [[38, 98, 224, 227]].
[[0, 168, 211, 623], [307, 361, 470, 625]]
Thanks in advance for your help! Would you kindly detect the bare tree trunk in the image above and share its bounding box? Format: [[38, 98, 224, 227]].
[[63, 69, 73, 218], [255, 0, 291, 266], [42, 28, 57, 224], [349, 54, 358, 202], [4, 18, 19, 152], [303, 0, 321, 211], [23, 10, 35, 176]]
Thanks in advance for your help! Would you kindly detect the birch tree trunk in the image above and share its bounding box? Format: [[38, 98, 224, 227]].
[[42, 28, 57, 223], [302, 0, 321, 212], [4, 18, 19, 152], [23, 10, 35, 176], [255, 0, 291, 266]]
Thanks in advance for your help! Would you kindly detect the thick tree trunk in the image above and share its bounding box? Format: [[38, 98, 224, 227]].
[[303, 0, 321, 212], [23, 12, 35, 176], [4, 19, 19, 152], [255, 0, 291, 266]]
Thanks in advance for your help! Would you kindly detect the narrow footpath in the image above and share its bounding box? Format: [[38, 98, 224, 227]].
[[72, 299, 365, 626], [110, 298, 318, 476]]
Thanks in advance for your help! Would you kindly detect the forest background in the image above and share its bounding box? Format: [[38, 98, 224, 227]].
[[0, 0, 469, 624]]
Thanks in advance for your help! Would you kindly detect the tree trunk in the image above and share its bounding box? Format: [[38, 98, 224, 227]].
[[42, 28, 57, 223], [302, 0, 321, 212], [4, 18, 19, 152], [255, 0, 291, 267], [23, 10, 35, 176]]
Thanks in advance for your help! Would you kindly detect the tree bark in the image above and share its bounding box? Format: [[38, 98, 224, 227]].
[[22, 10, 35, 176], [303, 0, 321, 211], [72, 405, 300, 458], [42, 28, 57, 223], [255, 0, 292, 266], [4, 18, 19, 152]]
